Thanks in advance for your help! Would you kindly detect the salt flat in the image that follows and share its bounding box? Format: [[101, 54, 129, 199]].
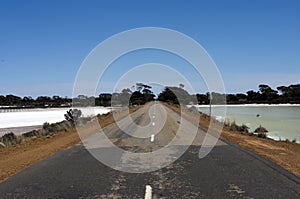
[[0, 107, 112, 136]]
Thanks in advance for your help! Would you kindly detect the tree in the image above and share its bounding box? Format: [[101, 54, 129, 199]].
[[258, 84, 278, 103], [119, 88, 132, 106], [0, 95, 7, 105], [226, 94, 238, 104], [158, 86, 193, 105], [6, 94, 22, 106], [99, 93, 112, 107], [36, 96, 51, 107], [236, 93, 247, 103], [22, 96, 34, 107], [246, 90, 260, 103], [130, 91, 145, 105], [210, 92, 226, 104], [282, 84, 300, 103], [196, 94, 209, 104]]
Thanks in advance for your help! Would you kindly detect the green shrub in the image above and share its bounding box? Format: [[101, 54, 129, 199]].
[[23, 130, 40, 138], [255, 125, 268, 138], [0, 132, 23, 145], [237, 124, 249, 133], [64, 109, 82, 126]]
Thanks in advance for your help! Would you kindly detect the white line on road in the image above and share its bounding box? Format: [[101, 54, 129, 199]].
[[152, 122, 155, 126], [144, 185, 152, 199], [152, 115, 155, 118], [150, 134, 155, 143]]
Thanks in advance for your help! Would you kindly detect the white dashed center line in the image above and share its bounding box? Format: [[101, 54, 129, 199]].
[[150, 134, 155, 143], [144, 185, 152, 199]]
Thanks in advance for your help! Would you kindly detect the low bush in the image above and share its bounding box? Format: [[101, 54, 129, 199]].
[[41, 121, 72, 136], [23, 130, 40, 138], [254, 125, 268, 138], [0, 132, 23, 146], [225, 121, 249, 133], [64, 109, 82, 126]]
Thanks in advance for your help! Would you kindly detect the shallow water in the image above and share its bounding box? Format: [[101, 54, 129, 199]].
[[195, 105, 300, 142]]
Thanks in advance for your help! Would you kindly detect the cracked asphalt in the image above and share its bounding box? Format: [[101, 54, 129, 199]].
[[0, 103, 299, 198]]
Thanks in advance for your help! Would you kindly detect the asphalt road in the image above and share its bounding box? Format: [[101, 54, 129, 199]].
[[1, 103, 300, 198]]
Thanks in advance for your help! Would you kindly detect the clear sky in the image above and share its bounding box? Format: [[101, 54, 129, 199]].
[[1, 0, 300, 97]]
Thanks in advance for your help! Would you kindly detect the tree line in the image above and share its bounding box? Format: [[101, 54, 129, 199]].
[[0, 95, 72, 108], [157, 84, 300, 105], [198, 84, 300, 104], [1, 83, 299, 108], [0, 83, 155, 108]]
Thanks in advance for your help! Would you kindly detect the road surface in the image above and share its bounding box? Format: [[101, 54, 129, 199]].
[[0, 102, 300, 198]]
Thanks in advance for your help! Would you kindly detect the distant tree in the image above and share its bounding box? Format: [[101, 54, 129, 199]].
[[22, 96, 34, 107], [158, 87, 178, 104], [36, 96, 51, 107], [130, 91, 145, 105], [0, 95, 6, 105], [6, 94, 22, 106], [226, 94, 238, 104], [196, 94, 209, 104], [52, 95, 63, 107], [285, 84, 300, 103], [135, 83, 144, 92], [99, 93, 112, 107], [258, 84, 278, 103], [120, 88, 132, 106], [246, 90, 260, 103], [210, 92, 226, 104], [158, 86, 193, 105], [236, 93, 247, 103]]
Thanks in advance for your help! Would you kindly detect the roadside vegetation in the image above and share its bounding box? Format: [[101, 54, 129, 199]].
[[0, 108, 95, 147], [222, 120, 269, 139]]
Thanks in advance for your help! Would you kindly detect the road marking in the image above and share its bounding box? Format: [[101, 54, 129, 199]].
[[150, 134, 155, 142], [152, 122, 155, 126], [152, 115, 155, 118], [144, 185, 152, 199]]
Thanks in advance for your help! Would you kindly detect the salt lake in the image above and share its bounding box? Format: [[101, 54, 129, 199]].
[[194, 104, 300, 143], [0, 107, 112, 136]]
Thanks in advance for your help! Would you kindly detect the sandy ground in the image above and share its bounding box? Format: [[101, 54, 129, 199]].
[[1, 104, 300, 183]]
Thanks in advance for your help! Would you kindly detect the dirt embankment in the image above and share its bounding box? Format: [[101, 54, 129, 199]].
[[164, 103, 300, 178]]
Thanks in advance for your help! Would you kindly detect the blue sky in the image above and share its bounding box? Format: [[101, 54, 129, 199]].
[[0, 0, 300, 97]]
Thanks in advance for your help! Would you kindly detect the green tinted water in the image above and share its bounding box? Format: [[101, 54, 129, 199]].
[[197, 105, 300, 142]]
